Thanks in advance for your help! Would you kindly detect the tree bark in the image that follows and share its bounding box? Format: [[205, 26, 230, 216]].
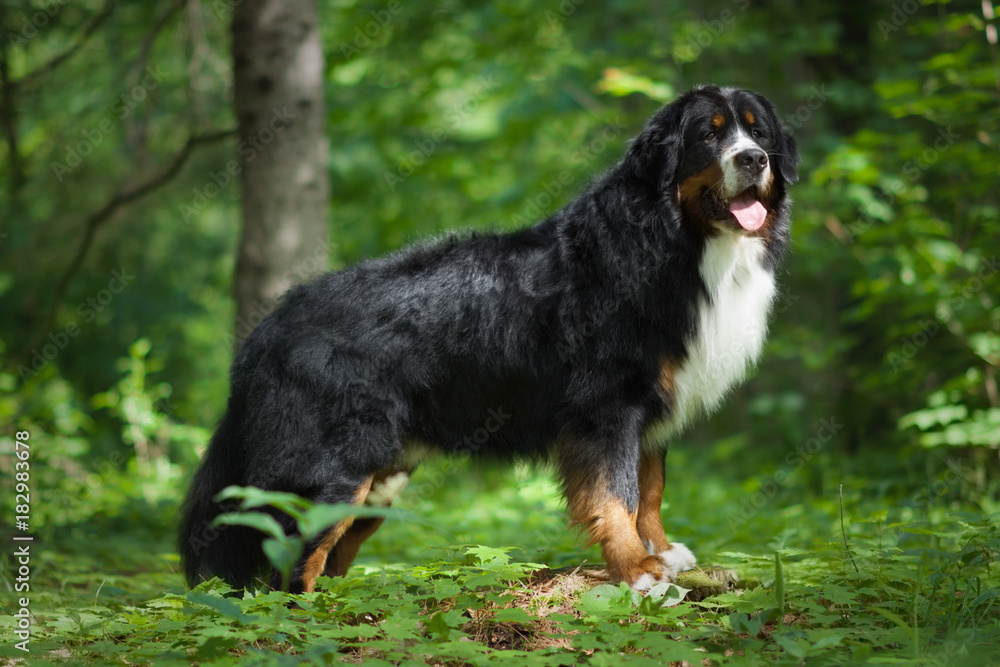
[[231, 0, 329, 343]]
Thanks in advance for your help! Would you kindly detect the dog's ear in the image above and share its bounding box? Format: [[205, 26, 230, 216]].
[[773, 122, 800, 184], [624, 100, 686, 189], [778, 121, 802, 183], [752, 93, 800, 184]]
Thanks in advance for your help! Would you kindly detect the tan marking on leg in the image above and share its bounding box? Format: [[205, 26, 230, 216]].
[[591, 496, 665, 583], [325, 516, 386, 577], [323, 468, 401, 578], [300, 476, 373, 593], [561, 453, 663, 585], [301, 521, 353, 593], [637, 450, 670, 554]]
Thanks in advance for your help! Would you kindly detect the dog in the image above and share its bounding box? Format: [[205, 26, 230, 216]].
[[179, 84, 799, 593]]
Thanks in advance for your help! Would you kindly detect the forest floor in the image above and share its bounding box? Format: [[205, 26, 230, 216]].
[[2, 443, 999, 666]]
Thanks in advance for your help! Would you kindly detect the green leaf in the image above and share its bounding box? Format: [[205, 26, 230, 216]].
[[729, 610, 770, 637], [775, 633, 808, 660], [425, 610, 452, 641], [298, 503, 396, 539], [214, 485, 312, 518], [465, 544, 511, 567], [809, 630, 847, 650], [645, 582, 690, 608], [262, 536, 303, 588], [870, 606, 916, 642], [185, 591, 259, 625], [578, 584, 628, 614], [193, 636, 240, 661], [492, 607, 533, 622], [213, 511, 286, 540]]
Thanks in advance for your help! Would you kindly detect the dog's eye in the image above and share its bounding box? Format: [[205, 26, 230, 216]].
[[702, 131, 716, 142], [751, 128, 765, 139]]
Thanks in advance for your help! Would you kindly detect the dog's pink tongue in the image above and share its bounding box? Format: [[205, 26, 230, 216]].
[[729, 198, 767, 231]]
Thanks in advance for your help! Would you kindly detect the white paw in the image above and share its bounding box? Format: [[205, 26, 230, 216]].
[[658, 542, 697, 577], [631, 572, 661, 591]]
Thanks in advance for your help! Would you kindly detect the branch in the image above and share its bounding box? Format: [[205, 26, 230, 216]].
[[14, 0, 117, 90], [128, 0, 186, 85], [4, 128, 237, 374]]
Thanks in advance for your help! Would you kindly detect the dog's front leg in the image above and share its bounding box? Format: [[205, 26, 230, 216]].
[[637, 449, 697, 578], [559, 435, 676, 590]]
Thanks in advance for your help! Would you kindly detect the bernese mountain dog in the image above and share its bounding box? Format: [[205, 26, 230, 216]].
[[180, 84, 800, 593]]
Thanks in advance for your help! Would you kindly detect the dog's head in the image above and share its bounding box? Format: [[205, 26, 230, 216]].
[[624, 85, 800, 235]]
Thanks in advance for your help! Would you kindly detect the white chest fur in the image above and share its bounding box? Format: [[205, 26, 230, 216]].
[[646, 231, 776, 445]]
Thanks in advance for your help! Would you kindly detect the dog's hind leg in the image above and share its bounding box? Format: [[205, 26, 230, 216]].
[[324, 516, 386, 577], [292, 475, 374, 593], [324, 468, 412, 577]]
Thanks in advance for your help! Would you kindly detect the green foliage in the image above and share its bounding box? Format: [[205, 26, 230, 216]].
[[4, 464, 998, 664], [0, 338, 203, 534], [213, 485, 407, 592]]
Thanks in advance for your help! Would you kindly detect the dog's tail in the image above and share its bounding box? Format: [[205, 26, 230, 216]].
[[178, 411, 268, 589]]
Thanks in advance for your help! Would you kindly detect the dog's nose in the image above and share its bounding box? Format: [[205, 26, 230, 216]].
[[735, 149, 768, 176]]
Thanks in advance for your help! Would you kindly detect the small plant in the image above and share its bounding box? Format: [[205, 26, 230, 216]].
[[213, 485, 410, 591]]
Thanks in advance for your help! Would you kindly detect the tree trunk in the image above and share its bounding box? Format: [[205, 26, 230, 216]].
[[231, 0, 329, 345], [1, 4, 25, 212]]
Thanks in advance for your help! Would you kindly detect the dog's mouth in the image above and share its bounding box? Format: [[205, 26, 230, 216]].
[[684, 176, 771, 233], [727, 191, 768, 231], [708, 187, 767, 232]]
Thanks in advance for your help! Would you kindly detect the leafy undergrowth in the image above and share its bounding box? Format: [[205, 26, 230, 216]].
[[4, 511, 999, 666], [2, 445, 999, 666]]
